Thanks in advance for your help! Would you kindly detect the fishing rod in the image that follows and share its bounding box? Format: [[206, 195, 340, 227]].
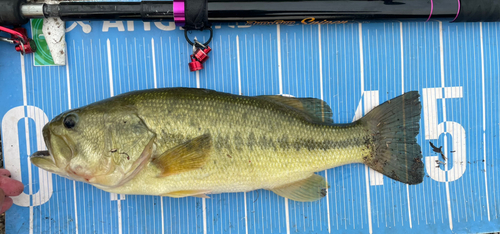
[[3, 0, 499, 26], [0, 0, 499, 70]]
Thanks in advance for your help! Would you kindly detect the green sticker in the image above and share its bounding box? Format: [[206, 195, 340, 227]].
[[31, 19, 55, 66]]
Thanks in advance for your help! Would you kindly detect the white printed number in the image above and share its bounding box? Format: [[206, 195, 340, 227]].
[[1, 106, 53, 206], [423, 87, 466, 182]]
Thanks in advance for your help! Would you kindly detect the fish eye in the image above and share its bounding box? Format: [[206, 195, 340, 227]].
[[63, 114, 78, 129]]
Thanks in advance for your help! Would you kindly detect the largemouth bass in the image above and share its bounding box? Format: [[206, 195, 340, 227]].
[[31, 88, 423, 201]]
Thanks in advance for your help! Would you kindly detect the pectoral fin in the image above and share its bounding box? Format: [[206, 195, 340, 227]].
[[270, 174, 329, 202], [151, 134, 212, 177], [162, 190, 211, 199]]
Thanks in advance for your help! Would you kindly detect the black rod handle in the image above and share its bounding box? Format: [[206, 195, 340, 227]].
[[454, 0, 500, 22], [206, 0, 456, 21], [44, 1, 174, 21], [0, 0, 28, 26]]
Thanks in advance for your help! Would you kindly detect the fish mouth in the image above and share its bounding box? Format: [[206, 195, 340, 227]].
[[31, 124, 55, 158], [30, 124, 56, 170], [42, 123, 54, 155], [30, 149, 60, 174], [30, 124, 73, 174], [31, 124, 57, 159], [31, 150, 51, 157]]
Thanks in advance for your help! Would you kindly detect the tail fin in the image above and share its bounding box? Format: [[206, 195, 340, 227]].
[[359, 91, 424, 185]]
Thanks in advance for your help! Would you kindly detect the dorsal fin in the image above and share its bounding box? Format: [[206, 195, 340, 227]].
[[257, 95, 333, 124]]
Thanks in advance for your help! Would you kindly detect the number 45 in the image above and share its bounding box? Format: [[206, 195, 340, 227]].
[[423, 87, 466, 182]]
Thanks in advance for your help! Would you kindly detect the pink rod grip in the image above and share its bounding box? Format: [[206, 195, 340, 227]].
[[173, 0, 186, 26]]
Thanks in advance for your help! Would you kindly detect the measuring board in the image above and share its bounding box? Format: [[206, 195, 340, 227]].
[[1, 17, 500, 234]]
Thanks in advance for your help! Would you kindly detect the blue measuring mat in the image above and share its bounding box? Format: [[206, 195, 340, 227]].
[[1, 18, 500, 234]]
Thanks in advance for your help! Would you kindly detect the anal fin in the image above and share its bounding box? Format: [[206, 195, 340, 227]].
[[270, 174, 329, 202], [162, 190, 211, 199], [152, 134, 212, 177]]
